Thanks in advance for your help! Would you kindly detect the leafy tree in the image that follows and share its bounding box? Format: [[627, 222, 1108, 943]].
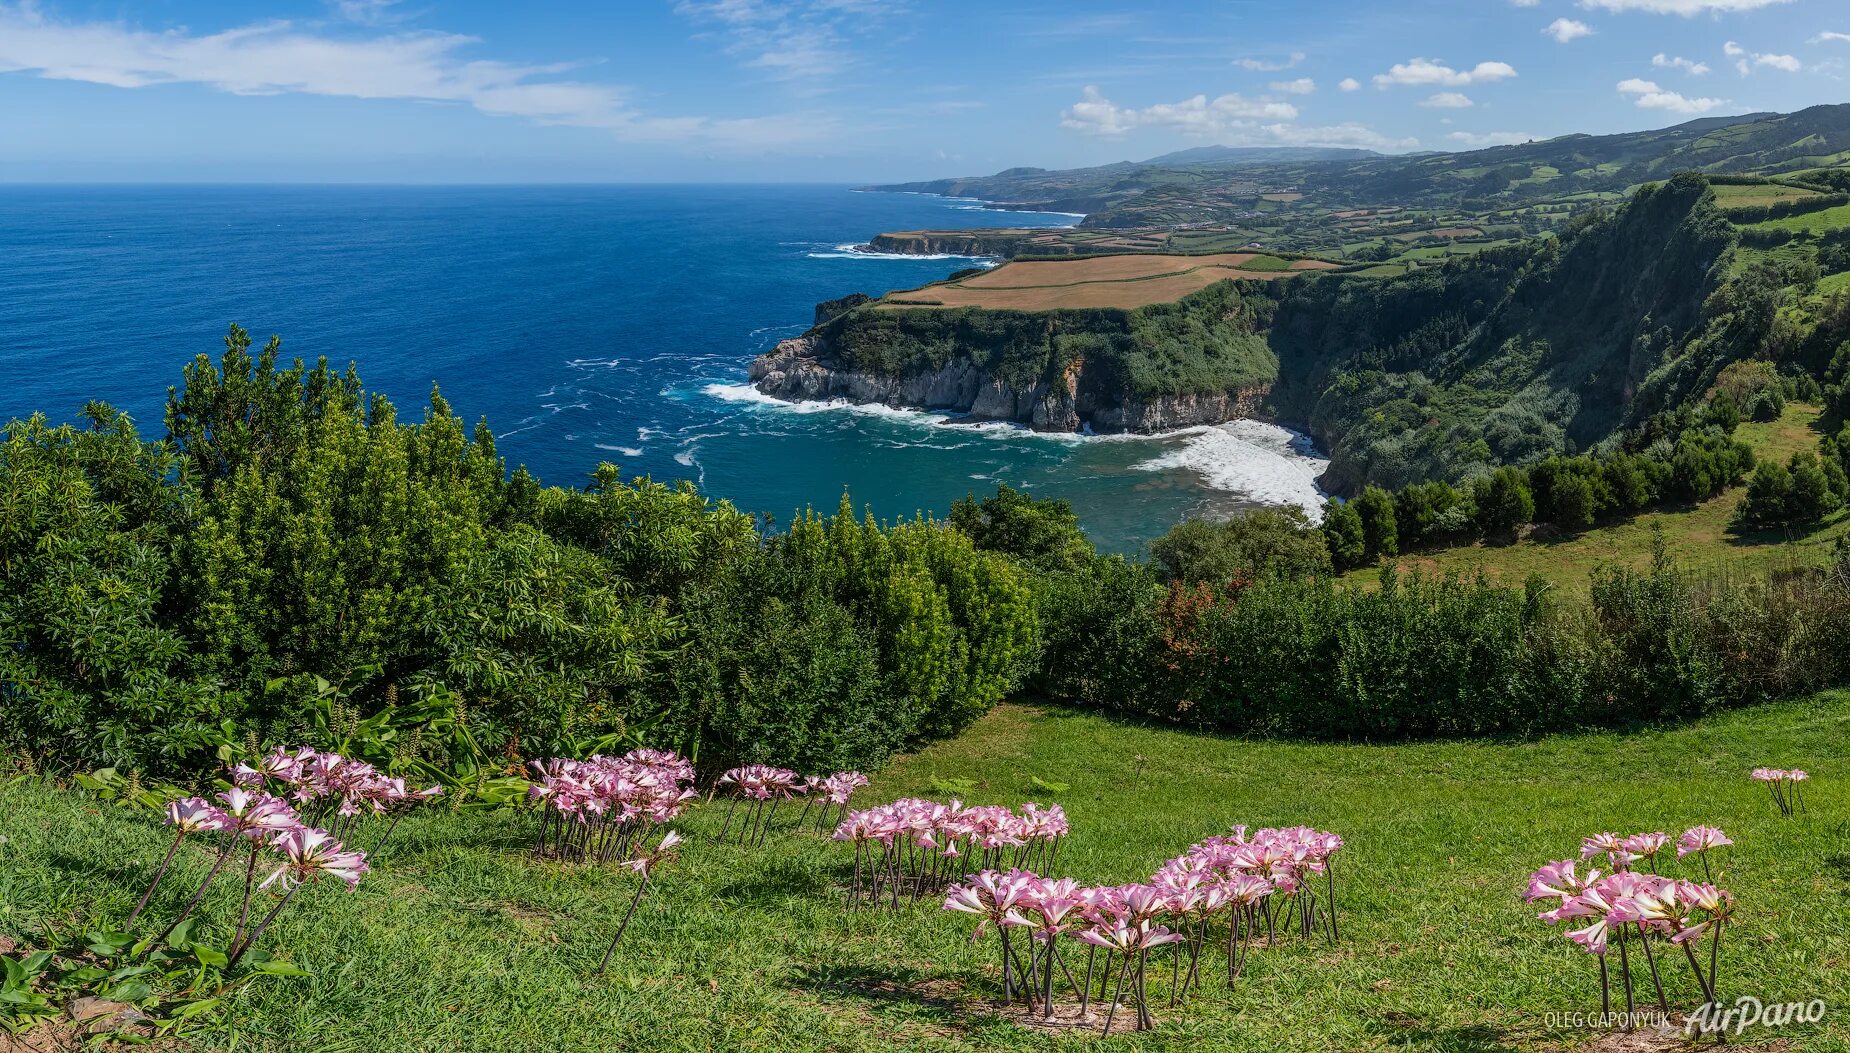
[[1320, 499, 1367, 569], [949, 484, 1094, 572], [1474, 468, 1535, 538], [1354, 486, 1399, 560], [1150, 508, 1331, 585]]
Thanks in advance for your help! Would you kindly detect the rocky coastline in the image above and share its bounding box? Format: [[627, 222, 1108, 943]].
[[747, 334, 1270, 434]]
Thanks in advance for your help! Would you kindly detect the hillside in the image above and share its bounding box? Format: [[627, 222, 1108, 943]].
[[867, 106, 1850, 226], [6, 696, 1846, 1051], [1342, 402, 1850, 591], [759, 172, 1849, 495]]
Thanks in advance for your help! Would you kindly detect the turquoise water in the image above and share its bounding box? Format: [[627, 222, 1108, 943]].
[[0, 184, 1324, 552]]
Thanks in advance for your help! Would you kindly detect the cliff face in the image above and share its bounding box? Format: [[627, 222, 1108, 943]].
[[864, 231, 1035, 257], [748, 334, 1270, 434]]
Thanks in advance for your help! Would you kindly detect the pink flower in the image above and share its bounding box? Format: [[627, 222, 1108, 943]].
[[261, 828, 369, 891], [1524, 860, 1595, 903], [1620, 832, 1668, 861], [164, 796, 232, 834], [1676, 826, 1732, 858]]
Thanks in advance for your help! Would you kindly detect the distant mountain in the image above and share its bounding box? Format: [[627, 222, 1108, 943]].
[[864, 105, 1850, 225], [1140, 146, 1380, 166]]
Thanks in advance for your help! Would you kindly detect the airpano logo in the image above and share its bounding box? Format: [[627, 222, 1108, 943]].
[[1685, 996, 1826, 1038]]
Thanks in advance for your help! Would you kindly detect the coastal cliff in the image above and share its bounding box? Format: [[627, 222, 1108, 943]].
[[748, 332, 1271, 434]]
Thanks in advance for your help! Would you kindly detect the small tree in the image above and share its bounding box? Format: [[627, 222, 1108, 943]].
[[1354, 486, 1399, 560], [1321, 499, 1366, 570], [1474, 468, 1535, 538]]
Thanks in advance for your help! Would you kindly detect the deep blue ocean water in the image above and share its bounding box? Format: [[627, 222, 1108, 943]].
[[0, 184, 1324, 552]]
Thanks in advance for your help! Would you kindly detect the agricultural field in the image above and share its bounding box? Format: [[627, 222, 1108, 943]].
[[3, 695, 1846, 1052], [1711, 181, 1824, 208], [881, 253, 1338, 311], [1343, 404, 1850, 592]]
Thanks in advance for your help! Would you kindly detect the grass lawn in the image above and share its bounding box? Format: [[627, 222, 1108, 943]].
[[1345, 404, 1850, 593], [5, 696, 1850, 1052]]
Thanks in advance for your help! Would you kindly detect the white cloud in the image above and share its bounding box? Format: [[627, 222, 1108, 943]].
[[1060, 85, 1298, 138], [0, 2, 824, 146], [1814, 31, 1850, 44], [1511, 0, 1540, 6], [1373, 58, 1517, 88], [1270, 77, 1316, 94], [1724, 41, 1804, 74], [1059, 86, 1415, 151], [1653, 53, 1711, 74], [1338, 77, 1361, 91], [1237, 51, 1306, 72], [1545, 18, 1594, 43], [1421, 91, 1475, 108], [1449, 130, 1533, 147], [1578, 0, 1792, 13], [1617, 77, 1730, 112]]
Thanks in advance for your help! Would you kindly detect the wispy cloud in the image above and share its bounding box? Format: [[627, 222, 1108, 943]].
[[1653, 53, 1711, 75], [0, 2, 828, 147], [1449, 130, 1533, 147], [1059, 85, 1415, 151], [1421, 91, 1475, 108], [674, 0, 899, 82], [329, 0, 410, 26], [1374, 57, 1517, 88], [1338, 77, 1361, 91], [1237, 51, 1306, 72], [1617, 77, 1729, 112], [1814, 31, 1850, 44], [1270, 77, 1316, 94], [1578, 0, 1791, 13]]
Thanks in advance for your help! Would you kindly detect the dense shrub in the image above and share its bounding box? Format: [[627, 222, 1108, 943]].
[[0, 332, 1036, 778]]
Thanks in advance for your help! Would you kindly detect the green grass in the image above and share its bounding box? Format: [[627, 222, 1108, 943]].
[[1345, 403, 1850, 592], [1744, 201, 1850, 235], [5, 695, 1850, 1052]]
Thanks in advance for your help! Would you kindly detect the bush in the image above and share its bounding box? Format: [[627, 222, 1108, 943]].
[[1150, 508, 1332, 585]]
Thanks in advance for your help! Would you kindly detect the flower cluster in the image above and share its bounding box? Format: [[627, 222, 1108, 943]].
[[715, 766, 867, 847], [938, 823, 1343, 1034], [233, 747, 443, 853], [833, 799, 1069, 909], [1525, 826, 1735, 1023], [1751, 768, 1810, 818], [128, 763, 373, 971], [527, 749, 698, 863]]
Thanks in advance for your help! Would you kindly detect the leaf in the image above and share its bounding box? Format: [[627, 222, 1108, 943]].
[[1028, 775, 1070, 794], [164, 917, 199, 950], [167, 996, 222, 1020], [192, 946, 228, 968], [103, 980, 153, 1003]]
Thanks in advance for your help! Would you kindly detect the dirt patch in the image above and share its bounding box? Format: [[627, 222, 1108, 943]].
[[955, 253, 1260, 287], [895, 269, 1291, 310]]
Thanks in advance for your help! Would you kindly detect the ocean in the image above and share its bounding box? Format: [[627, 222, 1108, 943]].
[[0, 184, 1326, 552]]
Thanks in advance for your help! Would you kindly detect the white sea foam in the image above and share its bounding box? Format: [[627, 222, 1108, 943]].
[[806, 243, 1000, 263], [1132, 420, 1330, 520], [594, 443, 644, 457]]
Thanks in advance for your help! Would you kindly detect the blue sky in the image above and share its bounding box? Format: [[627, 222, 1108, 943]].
[[0, 0, 1844, 182]]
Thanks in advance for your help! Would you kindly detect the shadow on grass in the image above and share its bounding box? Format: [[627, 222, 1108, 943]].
[[708, 856, 832, 905], [1365, 1012, 1535, 1053], [789, 961, 970, 1019]]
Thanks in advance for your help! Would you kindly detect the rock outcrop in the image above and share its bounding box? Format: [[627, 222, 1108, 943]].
[[748, 335, 1269, 434]]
